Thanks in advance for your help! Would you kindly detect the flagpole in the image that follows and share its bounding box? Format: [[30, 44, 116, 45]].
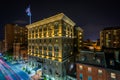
[[30, 15, 31, 24]]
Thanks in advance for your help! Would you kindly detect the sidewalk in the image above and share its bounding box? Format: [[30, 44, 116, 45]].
[[10, 61, 43, 80]]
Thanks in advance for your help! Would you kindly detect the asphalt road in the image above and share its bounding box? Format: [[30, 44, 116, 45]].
[[0, 58, 31, 80]]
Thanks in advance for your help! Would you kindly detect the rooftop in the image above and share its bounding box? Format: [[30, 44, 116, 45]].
[[77, 50, 106, 67], [26, 13, 76, 29], [77, 50, 120, 71], [103, 26, 120, 30]]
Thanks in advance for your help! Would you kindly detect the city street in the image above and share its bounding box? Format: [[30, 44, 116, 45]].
[[0, 58, 31, 80]]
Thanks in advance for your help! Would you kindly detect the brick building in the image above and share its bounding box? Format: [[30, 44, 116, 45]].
[[4, 24, 28, 59], [76, 50, 120, 80]]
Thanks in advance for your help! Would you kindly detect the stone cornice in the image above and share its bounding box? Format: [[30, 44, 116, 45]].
[[26, 13, 75, 29], [75, 27, 84, 32]]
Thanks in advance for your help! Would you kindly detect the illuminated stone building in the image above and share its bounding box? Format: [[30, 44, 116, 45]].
[[26, 13, 76, 80], [5, 24, 28, 59]]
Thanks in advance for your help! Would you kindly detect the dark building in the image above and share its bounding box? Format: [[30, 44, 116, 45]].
[[100, 26, 120, 48], [74, 26, 83, 55], [104, 48, 120, 70], [0, 40, 5, 53], [74, 26, 83, 51], [76, 50, 120, 80], [0, 26, 4, 41], [100, 26, 120, 71]]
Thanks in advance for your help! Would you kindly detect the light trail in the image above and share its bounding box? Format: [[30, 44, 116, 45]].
[[0, 59, 31, 80]]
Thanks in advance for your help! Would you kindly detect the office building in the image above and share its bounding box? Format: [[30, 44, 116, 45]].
[[100, 27, 120, 48], [4, 24, 28, 59], [100, 26, 120, 70], [0, 40, 5, 53], [26, 13, 76, 80]]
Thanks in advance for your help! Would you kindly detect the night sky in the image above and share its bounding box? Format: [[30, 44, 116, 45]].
[[0, 0, 120, 40]]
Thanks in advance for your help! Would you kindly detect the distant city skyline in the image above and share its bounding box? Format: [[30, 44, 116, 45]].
[[0, 0, 120, 40]]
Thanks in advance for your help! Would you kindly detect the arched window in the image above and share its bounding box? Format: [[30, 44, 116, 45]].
[[54, 46, 59, 52], [48, 46, 52, 51]]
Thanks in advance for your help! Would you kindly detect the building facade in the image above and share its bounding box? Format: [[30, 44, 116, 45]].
[[106, 69, 120, 80], [26, 13, 76, 80], [76, 50, 120, 80], [100, 27, 120, 70], [4, 24, 28, 59], [100, 27, 120, 48], [77, 63, 120, 80], [74, 26, 83, 53], [76, 63, 107, 80]]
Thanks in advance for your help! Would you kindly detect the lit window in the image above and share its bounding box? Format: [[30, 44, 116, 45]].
[[114, 30, 116, 35], [88, 76, 92, 80], [69, 64, 74, 71], [71, 52, 72, 55], [80, 32, 82, 35], [111, 73, 116, 79], [56, 39, 58, 42], [56, 62, 58, 66], [79, 65, 83, 70], [97, 59, 101, 64], [108, 31, 110, 34], [110, 60, 114, 66], [98, 69, 102, 75], [88, 67, 92, 73], [81, 56, 86, 61], [80, 74, 83, 80]]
